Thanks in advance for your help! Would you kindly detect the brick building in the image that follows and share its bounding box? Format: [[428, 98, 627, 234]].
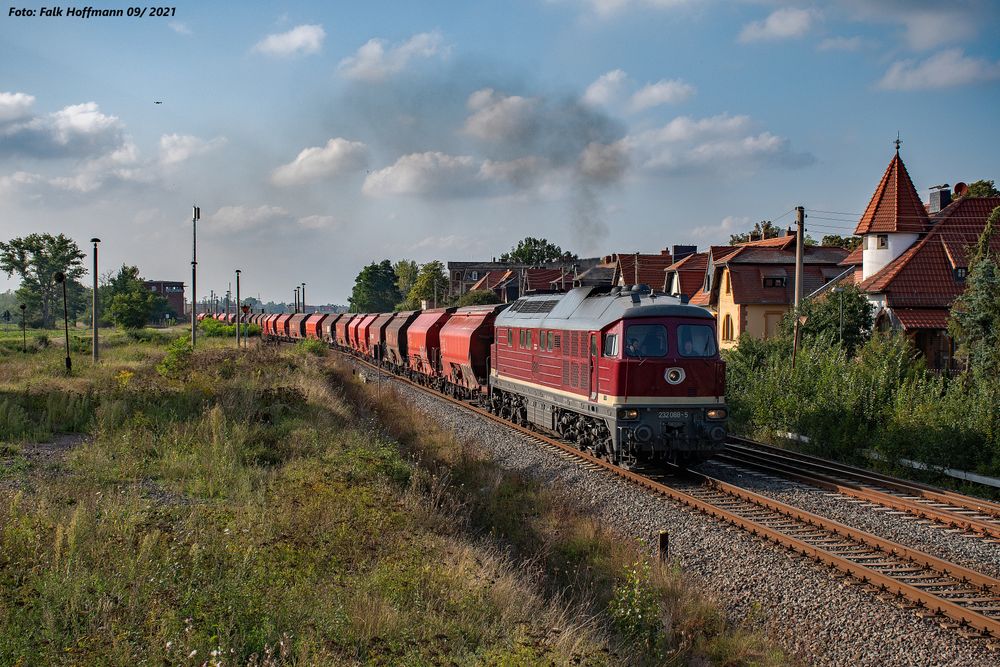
[[144, 280, 185, 319]]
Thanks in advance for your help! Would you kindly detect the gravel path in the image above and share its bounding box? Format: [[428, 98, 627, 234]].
[[699, 460, 1000, 580], [352, 363, 999, 667]]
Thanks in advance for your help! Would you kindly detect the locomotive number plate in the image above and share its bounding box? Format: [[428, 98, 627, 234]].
[[658, 411, 687, 419]]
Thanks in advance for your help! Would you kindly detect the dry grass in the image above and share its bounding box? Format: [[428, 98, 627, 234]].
[[328, 356, 790, 666]]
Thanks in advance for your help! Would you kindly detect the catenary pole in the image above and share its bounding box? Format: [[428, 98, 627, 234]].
[[792, 206, 805, 368]]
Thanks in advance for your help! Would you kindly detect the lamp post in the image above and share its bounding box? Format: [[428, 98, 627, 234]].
[[53, 272, 71, 373], [235, 269, 241, 349], [19, 303, 26, 352], [301, 282, 306, 314], [90, 238, 100, 362], [191, 205, 200, 348]]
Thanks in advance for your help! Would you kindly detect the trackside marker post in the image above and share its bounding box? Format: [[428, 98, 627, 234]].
[[658, 530, 669, 561]]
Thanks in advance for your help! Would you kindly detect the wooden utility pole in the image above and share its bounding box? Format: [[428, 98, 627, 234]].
[[792, 206, 805, 368], [191, 205, 199, 348], [90, 238, 100, 362]]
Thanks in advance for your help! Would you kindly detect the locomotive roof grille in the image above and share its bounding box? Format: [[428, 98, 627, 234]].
[[519, 299, 561, 314]]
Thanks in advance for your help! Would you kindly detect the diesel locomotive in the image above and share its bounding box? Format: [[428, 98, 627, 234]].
[[260, 283, 728, 467]]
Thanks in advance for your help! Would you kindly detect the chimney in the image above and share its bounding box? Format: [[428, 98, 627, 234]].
[[672, 245, 696, 262], [929, 184, 951, 213]]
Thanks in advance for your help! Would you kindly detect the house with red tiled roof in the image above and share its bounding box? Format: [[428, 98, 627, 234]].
[[611, 249, 675, 289], [664, 251, 709, 299], [700, 234, 849, 349], [849, 148, 1000, 369]]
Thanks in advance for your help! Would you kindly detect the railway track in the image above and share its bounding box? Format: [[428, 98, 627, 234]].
[[334, 349, 1000, 641], [718, 438, 1000, 541]]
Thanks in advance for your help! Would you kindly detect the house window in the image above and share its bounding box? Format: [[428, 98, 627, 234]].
[[724, 271, 731, 294], [955, 267, 967, 282], [877, 234, 888, 249], [763, 277, 787, 288], [470, 271, 479, 280], [722, 314, 734, 341]]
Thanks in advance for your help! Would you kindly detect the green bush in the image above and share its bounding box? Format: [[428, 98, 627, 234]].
[[156, 337, 193, 379], [297, 339, 326, 356], [200, 318, 261, 338], [726, 331, 1000, 477]]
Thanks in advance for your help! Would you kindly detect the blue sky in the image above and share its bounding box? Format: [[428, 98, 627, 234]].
[[2, 0, 999, 304]]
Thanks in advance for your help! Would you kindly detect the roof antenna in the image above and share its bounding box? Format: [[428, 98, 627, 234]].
[[894, 132, 901, 154]]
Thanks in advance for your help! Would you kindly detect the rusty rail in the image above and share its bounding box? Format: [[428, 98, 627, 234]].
[[722, 440, 1000, 538]]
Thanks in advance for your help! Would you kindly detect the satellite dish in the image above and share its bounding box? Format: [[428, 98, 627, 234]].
[[954, 182, 969, 197]]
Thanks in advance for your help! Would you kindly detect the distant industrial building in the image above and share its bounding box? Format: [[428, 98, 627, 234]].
[[144, 280, 185, 319]]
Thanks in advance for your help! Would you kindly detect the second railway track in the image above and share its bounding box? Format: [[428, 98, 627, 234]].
[[718, 438, 1000, 541], [339, 350, 1000, 642]]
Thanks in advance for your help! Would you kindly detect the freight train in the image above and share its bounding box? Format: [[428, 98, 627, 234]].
[[253, 284, 727, 467]]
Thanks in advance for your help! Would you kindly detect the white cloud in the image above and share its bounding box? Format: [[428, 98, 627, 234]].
[[629, 79, 695, 110], [270, 138, 369, 186], [297, 214, 342, 230], [691, 215, 751, 242], [626, 113, 813, 173], [168, 21, 191, 36], [0, 92, 35, 124], [899, 10, 976, 51], [252, 24, 325, 57], [158, 134, 227, 165], [462, 89, 539, 141], [204, 205, 292, 234], [0, 99, 126, 159], [362, 151, 559, 199], [583, 71, 694, 112], [338, 31, 444, 81], [583, 69, 628, 107], [738, 8, 815, 43], [877, 48, 1000, 91], [362, 152, 481, 197], [577, 0, 698, 17], [410, 234, 485, 252]]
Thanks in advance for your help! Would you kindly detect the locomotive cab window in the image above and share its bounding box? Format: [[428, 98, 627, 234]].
[[602, 333, 618, 357], [624, 324, 667, 357], [677, 324, 717, 357], [547, 332, 554, 351]]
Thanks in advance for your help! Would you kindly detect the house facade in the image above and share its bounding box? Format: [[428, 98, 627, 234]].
[[847, 149, 1000, 370]]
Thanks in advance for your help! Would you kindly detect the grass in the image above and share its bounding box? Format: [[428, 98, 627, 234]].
[[328, 357, 789, 666], [0, 334, 620, 665]]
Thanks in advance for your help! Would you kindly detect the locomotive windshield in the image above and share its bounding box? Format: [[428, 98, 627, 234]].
[[624, 324, 667, 357], [677, 324, 718, 357]]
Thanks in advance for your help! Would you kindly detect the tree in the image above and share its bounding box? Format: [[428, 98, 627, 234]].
[[348, 260, 400, 313], [500, 237, 576, 265], [456, 289, 501, 306], [966, 179, 1000, 198], [729, 221, 781, 245], [0, 233, 86, 328], [821, 235, 862, 251], [780, 283, 874, 356], [393, 259, 419, 297], [106, 264, 165, 329], [400, 260, 450, 310], [948, 206, 1000, 374]]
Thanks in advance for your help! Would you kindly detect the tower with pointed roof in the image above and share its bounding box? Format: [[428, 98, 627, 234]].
[[855, 142, 930, 280]]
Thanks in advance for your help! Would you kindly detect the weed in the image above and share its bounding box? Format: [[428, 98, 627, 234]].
[[157, 337, 193, 378]]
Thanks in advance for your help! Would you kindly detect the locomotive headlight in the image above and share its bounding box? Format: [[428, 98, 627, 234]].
[[664, 367, 686, 385], [706, 408, 727, 420], [619, 408, 640, 420]]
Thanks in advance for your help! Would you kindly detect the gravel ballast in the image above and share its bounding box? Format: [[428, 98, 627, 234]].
[[351, 362, 999, 667]]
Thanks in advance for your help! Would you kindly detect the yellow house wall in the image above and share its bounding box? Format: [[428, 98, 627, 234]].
[[716, 270, 741, 350], [715, 268, 789, 349], [745, 304, 790, 341]]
